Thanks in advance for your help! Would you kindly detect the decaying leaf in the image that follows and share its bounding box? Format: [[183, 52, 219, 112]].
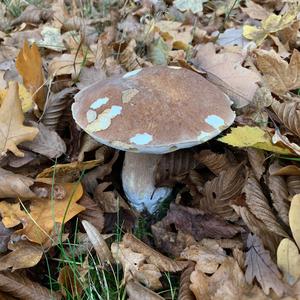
[[267, 161, 290, 226], [272, 100, 300, 137], [0, 82, 39, 158], [58, 265, 83, 298], [0, 168, 35, 199], [0, 221, 13, 253], [16, 41, 45, 110], [192, 43, 261, 108], [289, 194, 300, 249], [82, 220, 113, 266], [126, 280, 164, 300], [245, 234, 285, 296], [255, 49, 300, 95], [0, 240, 43, 271], [174, 0, 207, 13], [200, 164, 246, 221], [0, 271, 61, 300], [0, 182, 84, 244], [243, 8, 298, 45], [244, 174, 288, 238], [277, 238, 300, 285], [241, 0, 270, 20], [122, 233, 188, 272], [178, 262, 195, 300], [219, 126, 293, 155], [111, 241, 162, 289], [247, 148, 266, 181]]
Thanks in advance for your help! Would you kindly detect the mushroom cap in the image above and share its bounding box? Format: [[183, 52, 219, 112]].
[[72, 66, 235, 154]]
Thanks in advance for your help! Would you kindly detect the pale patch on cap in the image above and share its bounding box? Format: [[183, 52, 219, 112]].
[[168, 66, 182, 69], [130, 133, 153, 145], [122, 88, 139, 103], [197, 131, 212, 143], [86, 105, 122, 132], [123, 69, 142, 79], [86, 109, 97, 123], [90, 97, 109, 109], [205, 115, 225, 130]]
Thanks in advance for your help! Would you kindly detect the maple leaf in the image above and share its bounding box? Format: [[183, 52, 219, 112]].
[[255, 49, 300, 95], [16, 41, 45, 110], [245, 234, 285, 296], [0, 82, 39, 158]]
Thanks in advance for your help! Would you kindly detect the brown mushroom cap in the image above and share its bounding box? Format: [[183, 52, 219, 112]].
[[72, 66, 235, 154]]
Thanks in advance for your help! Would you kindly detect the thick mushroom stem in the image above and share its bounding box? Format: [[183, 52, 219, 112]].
[[122, 152, 172, 213]]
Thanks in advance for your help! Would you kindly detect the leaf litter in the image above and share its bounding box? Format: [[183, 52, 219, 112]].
[[1, 0, 300, 299]]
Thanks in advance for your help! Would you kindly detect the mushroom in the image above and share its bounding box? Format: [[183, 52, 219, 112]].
[[72, 66, 235, 213]]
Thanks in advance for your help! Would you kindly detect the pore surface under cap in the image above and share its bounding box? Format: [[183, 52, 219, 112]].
[[72, 66, 235, 154]]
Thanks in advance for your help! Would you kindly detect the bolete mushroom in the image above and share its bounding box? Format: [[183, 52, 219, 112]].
[[72, 66, 235, 212]]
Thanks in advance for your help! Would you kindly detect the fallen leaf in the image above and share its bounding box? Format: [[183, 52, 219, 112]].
[[219, 126, 293, 155], [271, 165, 300, 176], [245, 234, 285, 296], [255, 49, 300, 95], [16, 41, 45, 110], [201, 163, 246, 221], [126, 280, 164, 300], [244, 174, 288, 238], [149, 37, 170, 66], [241, 0, 270, 20], [247, 148, 265, 181], [35, 26, 65, 52], [267, 161, 290, 225], [0, 82, 39, 158], [289, 194, 300, 248], [82, 220, 113, 266], [272, 100, 300, 137], [111, 242, 162, 289], [192, 43, 261, 108], [243, 8, 298, 45], [178, 262, 195, 300], [37, 159, 103, 181], [272, 128, 300, 156], [0, 168, 35, 199], [122, 233, 188, 272], [287, 176, 300, 197], [58, 265, 83, 298], [277, 238, 300, 285], [0, 271, 61, 300], [0, 221, 13, 253], [22, 122, 66, 159], [0, 240, 43, 271], [0, 182, 85, 244], [174, 0, 207, 13]]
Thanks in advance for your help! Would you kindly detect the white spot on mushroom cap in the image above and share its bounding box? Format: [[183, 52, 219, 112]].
[[205, 115, 225, 130], [86, 109, 97, 123], [86, 105, 122, 132], [122, 88, 139, 103], [90, 97, 109, 109], [123, 69, 142, 79], [130, 133, 153, 145], [197, 131, 212, 143]]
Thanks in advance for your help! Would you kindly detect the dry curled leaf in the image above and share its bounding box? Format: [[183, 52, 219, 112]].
[[255, 49, 300, 95], [0, 82, 39, 158], [267, 161, 290, 226], [289, 194, 300, 249], [0, 168, 35, 199], [194, 149, 234, 176], [245, 234, 285, 296], [178, 262, 195, 300], [272, 100, 300, 137], [200, 164, 246, 221], [287, 176, 300, 197], [0, 271, 61, 300], [126, 280, 164, 300], [0, 221, 13, 254], [154, 149, 199, 187], [244, 174, 288, 238], [0, 240, 43, 271], [247, 148, 265, 181], [16, 41, 45, 110], [82, 220, 113, 266], [122, 233, 188, 272]]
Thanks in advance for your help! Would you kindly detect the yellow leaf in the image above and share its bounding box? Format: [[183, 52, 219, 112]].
[[0, 84, 33, 112], [289, 194, 300, 249], [0, 82, 39, 158], [16, 41, 45, 110], [218, 126, 293, 155], [0, 182, 85, 244], [243, 8, 299, 45], [277, 238, 300, 285]]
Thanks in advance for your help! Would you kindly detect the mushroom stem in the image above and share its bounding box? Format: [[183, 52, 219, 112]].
[[122, 152, 172, 213]]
